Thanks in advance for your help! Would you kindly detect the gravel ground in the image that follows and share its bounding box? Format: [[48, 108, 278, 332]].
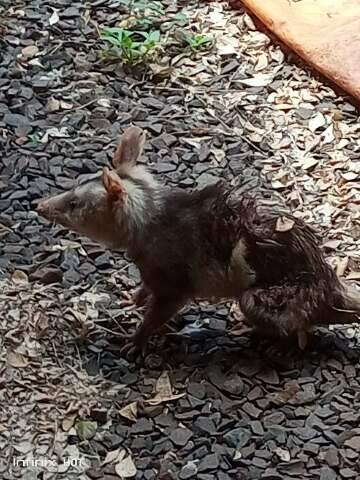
[[1, 1, 360, 479]]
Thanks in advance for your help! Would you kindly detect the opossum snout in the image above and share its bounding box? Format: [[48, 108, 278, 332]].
[[36, 200, 50, 215], [37, 200, 47, 213]]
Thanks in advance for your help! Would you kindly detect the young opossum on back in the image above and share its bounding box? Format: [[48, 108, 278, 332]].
[[37, 126, 360, 350]]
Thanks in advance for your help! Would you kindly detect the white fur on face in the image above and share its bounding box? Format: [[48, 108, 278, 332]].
[[75, 182, 106, 204], [41, 163, 160, 250], [120, 179, 147, 230], [107, 164, 159, 233]]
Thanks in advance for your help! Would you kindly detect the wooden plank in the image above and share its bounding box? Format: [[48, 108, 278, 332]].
[[231, 0, 360, 104]]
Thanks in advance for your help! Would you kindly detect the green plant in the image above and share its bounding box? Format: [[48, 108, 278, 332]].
[[173, 12, 188, 25], [184, 33, 212, 51], [100, 27, 161, 64], [28, 133, 41, 146]]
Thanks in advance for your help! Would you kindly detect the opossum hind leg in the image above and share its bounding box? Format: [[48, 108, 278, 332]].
[[239, 285, 311, 348]]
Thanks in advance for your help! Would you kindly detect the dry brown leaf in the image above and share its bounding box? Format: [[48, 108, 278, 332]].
[[28, 58, 44, 68], [62, 415, 77, 432], [308, 112, 325, 132], [255, 52, 268, 71], [217, 38, 239, 55], [21, 45, 39, 59], [149, 64, 174, 80], [97, 98, 111, 108], [75, 420, 97, 440], [274, 447, 290, 462], [345, 271, 360, 281], [271, 180, 287, 190], [49, 9, 59, 25], [267, 382, 300, 404], [7, 350, 29, 368], [341, 172, 358, 181], [234, 450, 242, 460], [336, 257, 349, 277], [144, 371, 185, 406], [323, 239, 341, 250], [301, 157, 318, 171], [146, 393, 185, 406], [212, 148, 226, 164], [119, 402, 138, 422], [11, 270, 28, 284], [275, 216, 295, 232], [115, 454, 137, 478], [60, 100, 73, 110], [104, 448, 125, 465], [14, 441, 33, 454], [236, 73, 274, 87], [322, 124, 335, 144], [46, 98, 60, 112], [155, 371, 172, 398], [41, 126, 70, 143]]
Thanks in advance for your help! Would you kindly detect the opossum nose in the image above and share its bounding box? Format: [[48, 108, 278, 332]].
[[36, 200, 48, 215]]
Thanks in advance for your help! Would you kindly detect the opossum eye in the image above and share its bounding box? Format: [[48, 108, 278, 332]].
[[69, 199, 77, 210]]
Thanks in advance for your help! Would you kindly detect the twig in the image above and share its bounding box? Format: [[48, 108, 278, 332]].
[[96, 324, 129, 337], [70, 98, 100, 111], [195, 94, 267, 154]]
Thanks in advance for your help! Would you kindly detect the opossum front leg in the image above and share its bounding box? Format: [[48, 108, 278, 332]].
[[133, 294, 187, 346], [132, 283, 152, 307], [120, 294, 186, 358]]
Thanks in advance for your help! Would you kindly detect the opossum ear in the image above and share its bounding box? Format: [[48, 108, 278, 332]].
[[102, 167, 125, 202], [112, 126, 146, 169]]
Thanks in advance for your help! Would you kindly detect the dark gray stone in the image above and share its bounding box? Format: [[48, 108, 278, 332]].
[[264, 412, 286, 428], [250, 421, 265, 436], [306, 413, 325, 430], [262, 469, 283, 480], [257, 369, 280, 385], [222, 375, 245, 396], [303, 443, 319, 456], [170, 428, 193, 447], [196, 172, 218, 188], [187, 382, 206, 399], [194, 417, 217, 436], [224, 428, 251, 448], [344, 436, 360, 450], [242, 402, 262, 419], [253, 457, 268, 469], [297, 427, 319, 441], [156, 160, 177, 173], [3, 113, 29, 127], [154, 413, 177, 429], [131, 418, 153, 435], [198, 453, 219, 472], [340, 468, 357, 479], [324, 446, 339, 467], [314, 406, 334, 420]]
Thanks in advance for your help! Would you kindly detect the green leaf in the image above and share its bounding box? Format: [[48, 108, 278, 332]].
[[146, 30, 160, 43], [101, 27, 124, 37], [145, 1, 165, 16], [174, 12, 187, 23], [101, 35, 121, 48]]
